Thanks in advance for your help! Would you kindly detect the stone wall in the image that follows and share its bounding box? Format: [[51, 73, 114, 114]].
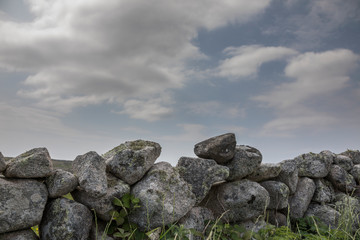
[[1, 133, 360, 239]]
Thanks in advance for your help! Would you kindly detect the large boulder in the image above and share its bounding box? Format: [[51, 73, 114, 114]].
[[334, 154, 353, 171], [225, 145, 262, 181], [4, 148, 53, 178], [104, 140, 161, 185], [350, 164, 360, 184], [178, 207, 214, 240], [289, 177, 316, 219], [247, 163, 281, 182], [275, 159, 299, 194], [39, 198, 93, 240], [294, 151, 333, 178], [72, 173, 130, 221], [0, 229, 39, 240], [73, 151, 107, 198], [176, 157, 229, 204], [260, 181, 289, 210], [327, 164, 356, 193], [0, 152, 6, 172], [194, 133, 236, 164], [129, 162, 196, 231], [0, 178, 48, 233], [45, 169, 78, 198], [312, 178, 335, 204], [305, 203, 340, 228], [340, 150, 360, 164], [203, 179, 269, 222]]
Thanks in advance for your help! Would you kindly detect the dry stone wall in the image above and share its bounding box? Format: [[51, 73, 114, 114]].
[[1, 133, 360, 239]]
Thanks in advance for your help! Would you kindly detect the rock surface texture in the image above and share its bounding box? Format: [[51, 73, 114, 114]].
[[0, 152, 6, 172], [0, 229, 40, 240], [289, 177, 316, 219], [45, 169, 78, 198]]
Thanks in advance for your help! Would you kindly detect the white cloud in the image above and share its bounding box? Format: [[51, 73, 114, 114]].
[[217, 45, 297, 80], [0, 0, 270, 120]]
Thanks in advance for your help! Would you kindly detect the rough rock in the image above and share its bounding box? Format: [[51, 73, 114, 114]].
[[240, 220, 267, 233], [260, 181, 289, 210], [104, 140, 161, 185], [203, 179, 269, 222], [247, 163, 281, 182], [225, 145, 262, 181], [178, 207, 214, 240], [73, 151, 107, 198], [327, 164, 356, 193], [312, 178, 335, 204], [176, 157, 229, 204], [341, 150, 360, 164], [45, 169, 78, 198], [129, 162, 196, 231], [294, 151, 333, 178], [0, 152, 6, 172], [350, 164, 360, 184], [39, 198, 93, 240], [0, 229, 39, 240], [72, 173, 130, 221], [334, 154, 354, 171], [267, 210, 287, 227], [289, 177, 316, 219], [275, 159, 299, 194], [333, 193, 360, 229], [305, 203, 340, 228], [4, 148, 53, 178], [194, 133, 236, 164], [0, 178, 48, 234]]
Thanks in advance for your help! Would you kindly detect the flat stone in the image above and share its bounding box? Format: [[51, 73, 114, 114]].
[[340, 149, 360, 164], [0, 178, 48, 233], [350, 164, 360, 184], [247, 163, 281, 182], [294, 151, 333, 178], [4, 148, 53, 178], [275, 159, 299, 194], [176, 157, 229, 204], [312, 178, 335, 204], [0, 229, 39, 240], [129, 162, 196, 231], [194, 133, 236, 164], [39, 198, 93, 240], [305, 203, 340, 228], [327, 164, 356, 193], [73, 151, 107, 198], [334, 154, 353, 171], [225, 145, 262, 181], [260, 181, 289, 210], [289, 177, 316, 219], [178, 207, 214, 240], [104, 140, 161, 185], [0, 152, 6, 172], [45, 169, 78, 198]]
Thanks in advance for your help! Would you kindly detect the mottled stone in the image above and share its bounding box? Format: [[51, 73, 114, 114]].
[[194, 133, 236, 164], [327, 164, 356, 193], [350, 164, 360, 184], [39, 198, 93, 240], [176, 157, 229, 204], [4, 148, 53, 178], [289, 177, 316, 219], [73, 151, 107, 198], [341, 149, 360, 164], [0, 178, 48, 233], [104, 140, 161, 185], [129, 162, 196, 231], [46, 169, 78, 198], [275, 159, 299, 194], [72, 173, 130, 221], [295, 151, 333, 178], [260, 181, 289, 210], [0, 152, 6, 172], [203, 179, 269, 222], [267, 210, 287, 227], [0, 229, 39, 240], [305, 203, 340, 228], [247, 163, 281, 182], [334, 154, 353, 171], [225, 145, 262, 181], [312, 178, 335, 204], [179, 207, 214, 240]]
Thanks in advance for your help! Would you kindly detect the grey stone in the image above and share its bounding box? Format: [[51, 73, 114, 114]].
[[305, 203, 340, 228], [333, 194, 360, 229], [0, 229, 39, 240], [295, 151, 333, 178], [260, 181, 289, 210], [39, 198, 93, 240], [194, 133, 236, 164], [275, 159, 299, 194], [289, 177, 316, 219], [327, 164, 356, 193], [0, 178, 48, 233], [350, 164, 360, 184], [178, 207, 214, 240], [225, 145, 262, 181], [203, 179, 269, 222], [312, 178, 335, 204], [267, 210, 287, 227], [73, 151, 107, 198], [129, 162, 196, 231], [45, 169, 78, 198], [341, 149, 360, 164], [240, 220, 267, 233], [72, 173, 130, 221], [247, 163, 281, 182], [176, 157, 229, 204], [104, 140, 161, 185], [4, 148, 53, 178], [334, 154, 354, 171], [90, 219, 114, 240], [0, 152, 6, 172]]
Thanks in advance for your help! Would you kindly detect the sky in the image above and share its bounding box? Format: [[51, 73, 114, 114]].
[[0, 0, 359, 165]]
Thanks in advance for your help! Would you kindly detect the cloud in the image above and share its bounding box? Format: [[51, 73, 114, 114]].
[[217, 45, 297, 80], [0, 0, 270, 119], [187, 100, 246, 118]]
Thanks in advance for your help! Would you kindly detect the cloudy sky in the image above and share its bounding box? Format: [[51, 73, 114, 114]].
[[0, 0, 359, 165]]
